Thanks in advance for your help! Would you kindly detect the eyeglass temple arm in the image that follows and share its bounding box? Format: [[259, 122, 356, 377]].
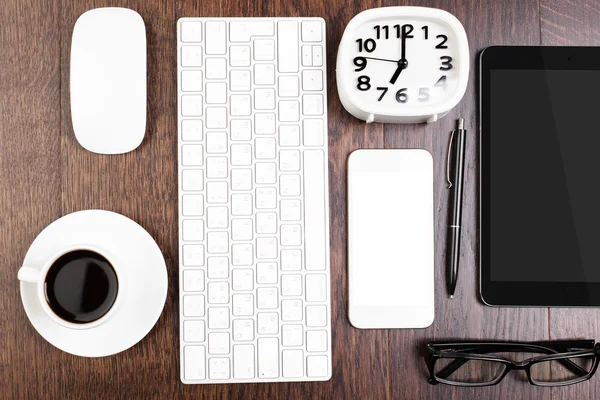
[[434, 346, 591, 380]]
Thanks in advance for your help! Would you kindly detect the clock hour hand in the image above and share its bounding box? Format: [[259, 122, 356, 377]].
[[389, 59, 408, 85]]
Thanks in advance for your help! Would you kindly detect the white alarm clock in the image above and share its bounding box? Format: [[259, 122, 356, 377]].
[[336, 7, 469, 124]]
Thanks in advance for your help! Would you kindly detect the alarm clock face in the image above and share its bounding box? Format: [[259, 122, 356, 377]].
[[337, 7, 469, 122]]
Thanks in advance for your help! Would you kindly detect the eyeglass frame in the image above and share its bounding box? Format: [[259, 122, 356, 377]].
[[426, 340, 600, 387]]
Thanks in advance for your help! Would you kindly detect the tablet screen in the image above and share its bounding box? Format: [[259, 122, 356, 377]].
[[489, 69, 600, 282]]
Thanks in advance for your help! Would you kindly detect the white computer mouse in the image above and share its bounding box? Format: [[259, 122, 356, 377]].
[[70, 8, 146, 154]]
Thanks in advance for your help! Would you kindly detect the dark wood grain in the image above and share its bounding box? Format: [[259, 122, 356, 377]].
[[1, 0, 599, 398]]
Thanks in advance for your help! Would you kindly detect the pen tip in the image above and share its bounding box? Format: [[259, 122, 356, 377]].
[[450, 295, 454, 299], [457, 118, 464, 130]]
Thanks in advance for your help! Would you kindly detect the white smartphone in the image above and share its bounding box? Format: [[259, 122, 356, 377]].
[[347, 149, 434, 329]]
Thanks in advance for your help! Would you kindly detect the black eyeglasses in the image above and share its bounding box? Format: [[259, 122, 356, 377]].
[[426, 340, 600, 387]]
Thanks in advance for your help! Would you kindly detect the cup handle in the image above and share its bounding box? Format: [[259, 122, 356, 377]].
[[18, 266, 41, 283]]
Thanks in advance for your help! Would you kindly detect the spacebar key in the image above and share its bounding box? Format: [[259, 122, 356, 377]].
[[304, 150, 327, 271]]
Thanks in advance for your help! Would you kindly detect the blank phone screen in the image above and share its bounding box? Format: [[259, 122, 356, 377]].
[[489, 69, 600, 282]]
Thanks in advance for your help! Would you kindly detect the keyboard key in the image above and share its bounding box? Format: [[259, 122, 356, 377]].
[[257, 312, 278, 333], [182, 170, 203, 191], [181, 119, 203, 141], [279, 150, 300, 171], [302, 70, 323, 91], [303, 119, 325, 146], [281, 225, 303, 247], [312, 45, 323, 66], [230, 95, 251, 116], [254, 39, 275, 61], [206, 131, 228, 153], [306, 305, 327, 327], [279, 125, 300, 146], [302, 94, 324, 116], [306, 330, 328, 352], [231, 193, 253, 216], [280, 200, 301, 221], [230, 70, 251, 92], [181, 95, 203, 116], [255, 212, 277, 234], [181, 46, 203, 67], [257, 338, 279, 378], [184, 294, 205, 317], [183, 244, 205, 266], [182, 194, 204, 216], [233, 319, 254, 341], [256, 237, 277, 259], [277, 21, 299, 73], [232, 243, 253, 266], [183, 320, 205, 342], [205, 58, 227, 80], [206, 181, 228, 203], [255, 88, 276, 110], [206, 82, 227, 104], [206, 156, 228, 178], [306, 355, 328, 377], [301, 20, 322, 42], [209, 358, 230, 380], [208, 282, 230, 304], [301, 45, 312, 66], [232, 269, 254, 291], [208, 306, 230, 329], [256, 262, 278, 284], [231, 218, 253, 240], [231, 169, 252, 191], [255, 113, 276, 134], [183, 269, 205, 292], [280, 175, 301, 196], [181, 70, 203, 92], [231, 119, 252, 141], [207, 206, 228, 229], [278, 76, 299, 97], [305, 274, 327, 302], [181, 21, 202, 42], [207, 256, 229, 279], [256, 187, 277, 208], [182, 219, 204, 241], [281, 274, 302, 296], [281, 299, 302, 321], [230, 45, 251, 67], [254, 64, 275, 85], [282, 324, 303, 346], [255, 164, 277, 185], [233, 344, 255, 379], [205, 21, 227, 54], [206, 107, 227, 129], [184, 346, 206, 380], [282, 350, 304, 378], [209, 332, 230, 354], [231, 145, 252, 167], [182, 144, 203, 166], [230, 21, 274, 42], [281, 249, 302, 271], [278, 101, 300, 122], [255, 138, 276, 159], [257, 288, 278, 310], [207, 231, 228, 254], [304, 150, 327, 271]]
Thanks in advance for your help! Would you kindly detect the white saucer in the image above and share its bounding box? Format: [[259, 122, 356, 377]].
[[20, 210, 168, 357]]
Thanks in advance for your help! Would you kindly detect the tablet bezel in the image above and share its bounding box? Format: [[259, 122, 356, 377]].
[[479, 46, 600, 306]]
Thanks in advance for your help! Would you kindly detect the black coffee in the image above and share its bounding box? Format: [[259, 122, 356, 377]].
[[44, 250, 118, 324]]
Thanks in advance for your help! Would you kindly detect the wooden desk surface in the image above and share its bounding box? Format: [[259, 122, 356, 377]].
[[1, 0, 599, 398]]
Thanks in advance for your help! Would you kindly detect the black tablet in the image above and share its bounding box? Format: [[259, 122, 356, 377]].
[[480, 46, 600, 306]]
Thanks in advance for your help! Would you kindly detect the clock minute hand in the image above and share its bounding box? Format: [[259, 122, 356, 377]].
[[390, 31, 408, 85]]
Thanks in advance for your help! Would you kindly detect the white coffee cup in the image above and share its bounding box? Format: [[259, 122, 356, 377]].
[[18, 244, 122, 330]]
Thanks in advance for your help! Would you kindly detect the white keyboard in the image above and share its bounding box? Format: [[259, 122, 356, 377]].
[[177, 18, 331, 384]]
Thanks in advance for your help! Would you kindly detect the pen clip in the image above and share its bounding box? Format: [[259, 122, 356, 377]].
[[446, 129, 455, 189]]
